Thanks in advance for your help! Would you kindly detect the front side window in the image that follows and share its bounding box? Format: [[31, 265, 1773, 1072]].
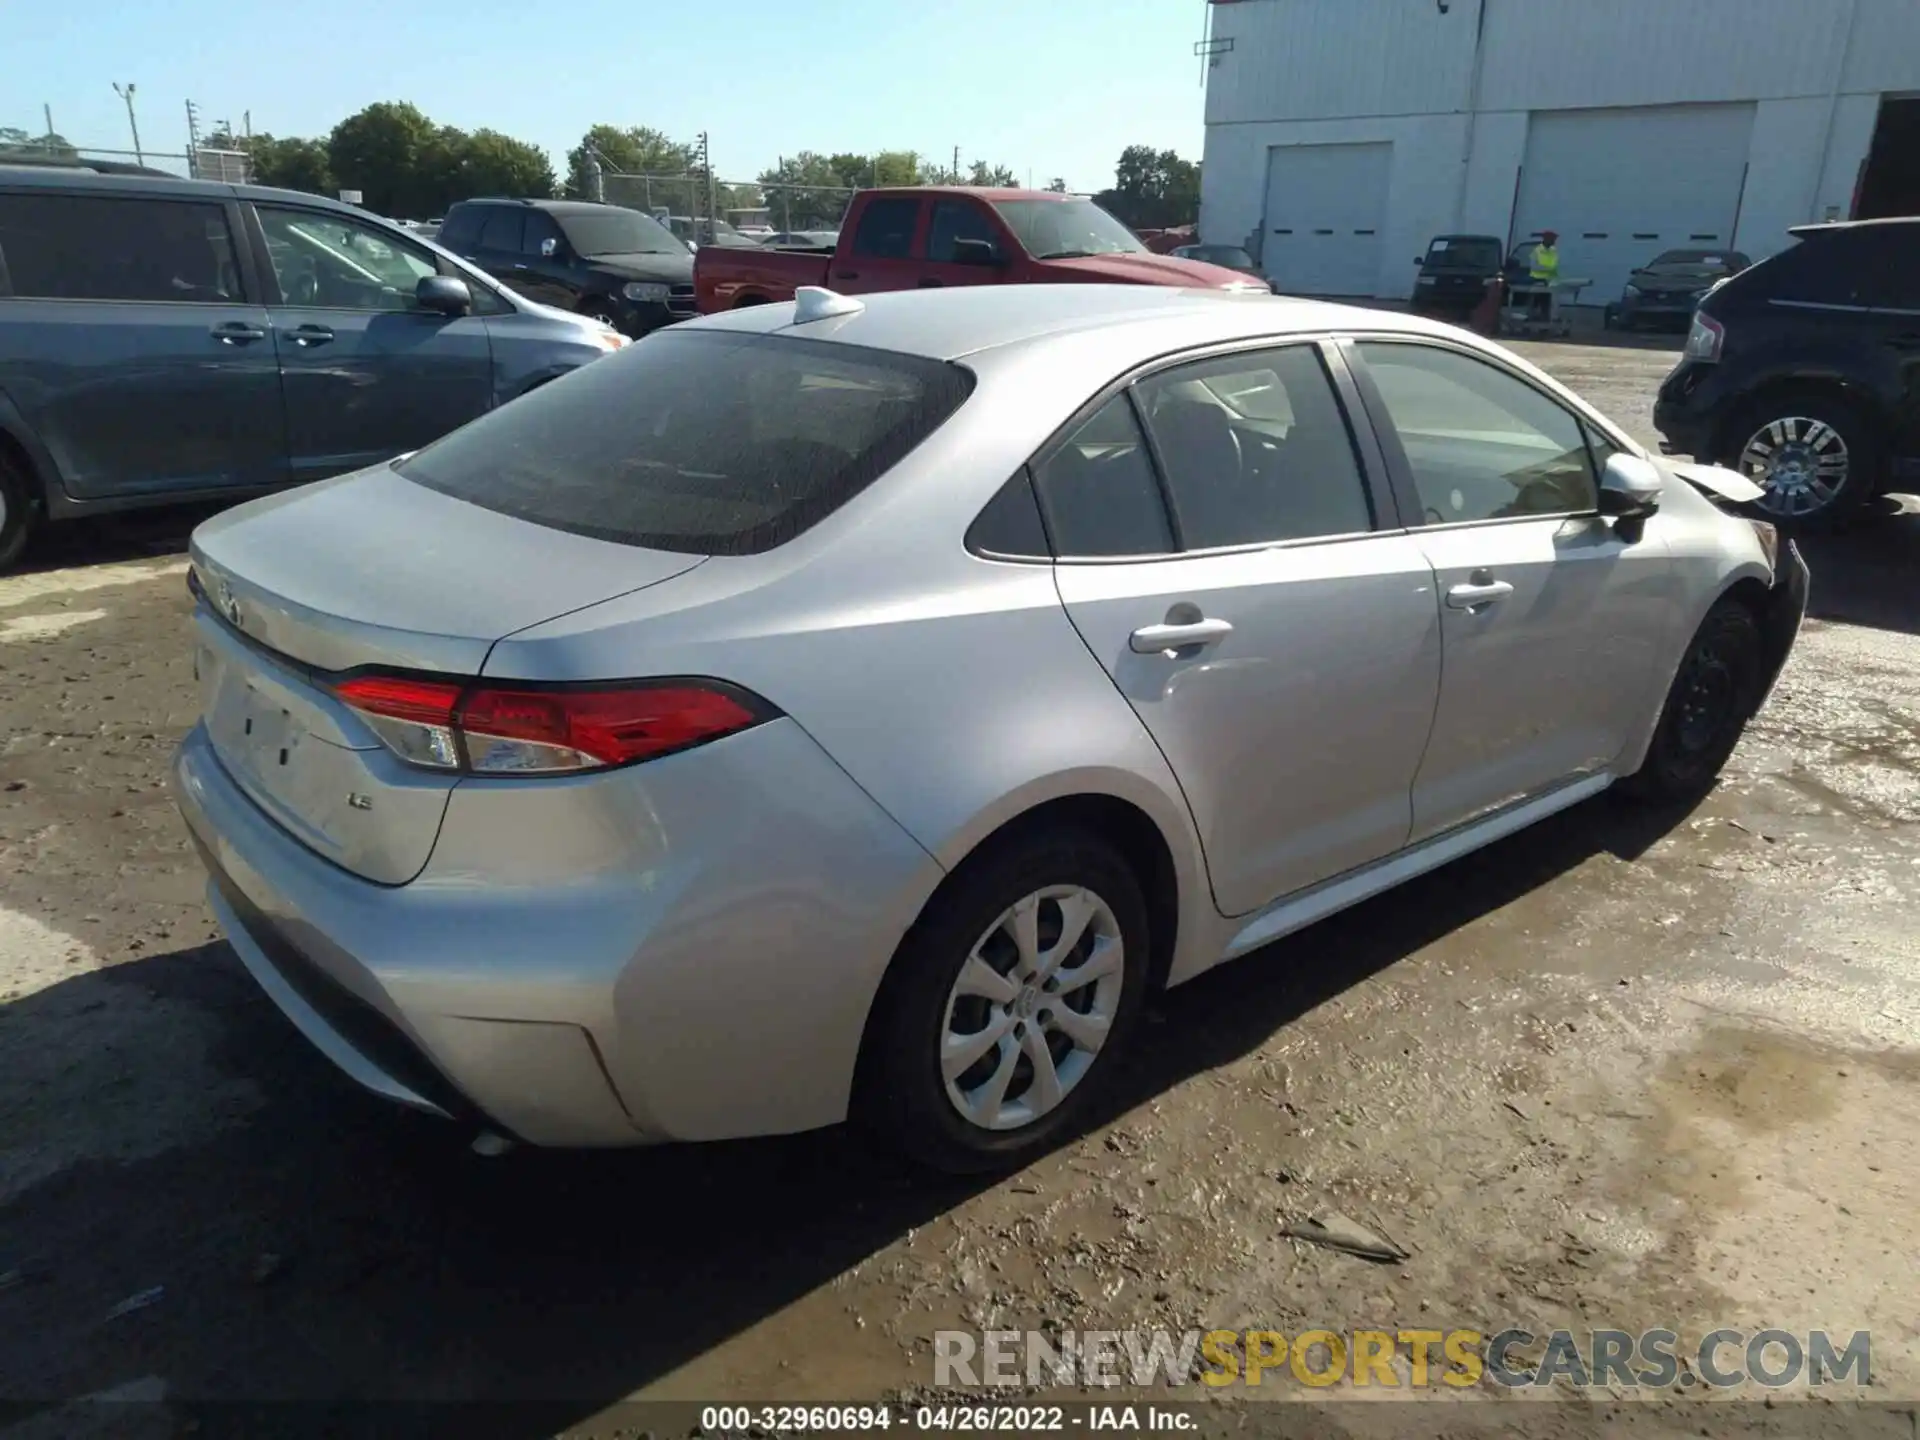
[[991, 197, 1144, 260], [1030, 395, 1173, 558], [397, 331, 975, 555], [1135, 345, 1373, 549], [256, 207, 437, 312], [522, 212, 564, 258], [851, 197, 921, 259], [0, 193, 240, 303], [926, 199, 1002, 263], [1357, 342, 1597, 524]]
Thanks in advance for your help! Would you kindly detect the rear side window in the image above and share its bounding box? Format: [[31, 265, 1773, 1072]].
[[437, 207, 482, 249], [1740, 229, 1911, 308], [851, 197, 920, 259], [397, 331, 975, 555], [0, 192, 240, 302], [477, 208, 525, 252]]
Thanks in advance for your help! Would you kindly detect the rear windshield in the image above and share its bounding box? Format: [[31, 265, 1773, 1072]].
[[396, 331, 975, 555]]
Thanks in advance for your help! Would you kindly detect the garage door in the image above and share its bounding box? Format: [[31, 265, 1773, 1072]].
[[1259, 142, 1391, 297], [1511, 104, 1755, 298]]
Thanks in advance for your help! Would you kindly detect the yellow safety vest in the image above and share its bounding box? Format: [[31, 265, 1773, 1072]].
[[1531, 244, 1560, 283]]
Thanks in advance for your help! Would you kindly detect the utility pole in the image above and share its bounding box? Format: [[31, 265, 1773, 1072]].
[[699, 131, 717, 240], [243, 110, 252, 141], [42, 104, 55, 144], [185, 99, 202, 158], [953, 145, 960, 184], [778, 155, 791, 232], [112, 82, 143, 166]]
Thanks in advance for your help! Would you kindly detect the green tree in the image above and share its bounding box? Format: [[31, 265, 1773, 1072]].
[[1045, 177, 1070, 193], [208, 131, 335, 195], [0, 127, 78, 158], [1093, 144, 1200, 229], [872, 150, 921, 187], [757, 151, 851, 228], [565, 124, 697, 198], [966, 160, 1020, 188], [326, 101, 441, 215], [458, 128, 556, 202]]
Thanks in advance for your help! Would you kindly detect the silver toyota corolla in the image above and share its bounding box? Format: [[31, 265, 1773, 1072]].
[[174, 283, 1808, 1172]]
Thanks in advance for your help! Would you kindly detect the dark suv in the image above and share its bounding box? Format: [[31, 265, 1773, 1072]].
[[1654, 217, 1920, 527], [0, 163, 626, 571], [439, 199, 696, 338]]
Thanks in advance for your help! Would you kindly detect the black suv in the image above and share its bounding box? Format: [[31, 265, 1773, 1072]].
[[438, 198, 695, 338], [1654, 217, 1920, 527], [1410, 234, 1504, 320]]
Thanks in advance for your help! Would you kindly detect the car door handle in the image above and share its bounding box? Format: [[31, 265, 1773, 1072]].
[[1129, 618, 1234, 654], [210, 322, 266, 345], [834, 270, 860, 281], [284, 325, 335, 348], [918, 278, 944, 287], [512, 263, 530, 271], [1446, 580, 1514, 609]]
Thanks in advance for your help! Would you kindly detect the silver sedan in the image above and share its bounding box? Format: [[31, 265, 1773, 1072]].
[[174, 284, 1808, 1172]]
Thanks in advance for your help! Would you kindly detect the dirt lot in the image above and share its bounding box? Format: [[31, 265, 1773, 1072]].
[[2, 338, 1918, 1437]]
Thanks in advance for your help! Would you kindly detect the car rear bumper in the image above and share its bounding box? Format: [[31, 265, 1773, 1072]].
[[1653, 359, 1723, 457], [173, 715, 941, 1147]]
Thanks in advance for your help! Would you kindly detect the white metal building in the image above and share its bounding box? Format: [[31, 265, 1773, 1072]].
[[1198, 0, 1920, 300]]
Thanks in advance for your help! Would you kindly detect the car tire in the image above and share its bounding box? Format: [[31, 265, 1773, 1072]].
[[857, 827, 1150, 1175], [0, 449, 37, 574], [1722, 393, 1881, 531], [1620, 597, 1765, 807], [578, 300, 620, 328]]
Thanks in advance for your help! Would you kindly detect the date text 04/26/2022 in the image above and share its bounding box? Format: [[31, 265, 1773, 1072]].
[[697, 1404, 1196, 1433]]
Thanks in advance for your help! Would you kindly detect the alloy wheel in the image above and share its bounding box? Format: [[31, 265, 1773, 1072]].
[[1737, 415, 1849, 519], [940, 885, 1125, 1132]]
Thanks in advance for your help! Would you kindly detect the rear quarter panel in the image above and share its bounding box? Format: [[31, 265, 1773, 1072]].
[[694, 246, 832, 312]]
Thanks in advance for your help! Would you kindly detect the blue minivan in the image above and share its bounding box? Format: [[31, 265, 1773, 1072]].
[[0, 161, 628, 570]]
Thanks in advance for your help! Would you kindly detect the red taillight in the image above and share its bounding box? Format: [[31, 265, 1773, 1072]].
[[333, 674, 771, 776]]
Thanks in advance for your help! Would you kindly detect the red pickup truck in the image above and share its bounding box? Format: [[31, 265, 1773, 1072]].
[[693, 187, 1267, 312]]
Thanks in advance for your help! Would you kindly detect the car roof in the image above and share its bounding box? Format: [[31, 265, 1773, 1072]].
[[0, 164, 411, 224], [1787, 216, 1918, 238], [451, 197, 631, 215], [686, 283, 1463, 363]]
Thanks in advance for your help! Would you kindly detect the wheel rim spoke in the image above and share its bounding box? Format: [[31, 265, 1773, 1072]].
[[967, 1035, 1022, 1127], [953, 954, 1017, 1005], [1036, 889, 1099, 980], [1020, 1027, 1064, 1114], [1047, 1003, 1112, 1052], [1006, 895, 1041, 974], [944, 1010, 1015, 1081], [1051, 936, 1122, 994]]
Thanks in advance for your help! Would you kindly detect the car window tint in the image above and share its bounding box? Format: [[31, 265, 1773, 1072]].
[[926, 199, 1001, 264], [256, 207, 437, 312], [850, 197, 920, 259], [522, 212, 563, 257], [966, 471, 1050, 558], [1854, 228, 1920, 309], [0, 193, 241, 303], [397, 331, 974, 555], [1358, 342, 1598, 523], [1031, 395, 1174, 557], [1135, 346, 1372, 548], [436, 207, 482, 249], [1751, 232, 1873, 307], [476, 207, 525, 252]]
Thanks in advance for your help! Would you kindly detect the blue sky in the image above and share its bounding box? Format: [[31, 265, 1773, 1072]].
[[6, 0, 1212, 192]]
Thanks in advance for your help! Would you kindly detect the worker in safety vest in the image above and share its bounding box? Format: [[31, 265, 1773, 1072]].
[[1528, 230, 1561, 318]]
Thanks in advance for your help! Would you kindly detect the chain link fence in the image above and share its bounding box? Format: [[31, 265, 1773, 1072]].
[[587, 160, 857, 242]]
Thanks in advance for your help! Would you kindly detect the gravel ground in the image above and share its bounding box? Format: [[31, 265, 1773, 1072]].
[[1, 337, 1917, 1438]]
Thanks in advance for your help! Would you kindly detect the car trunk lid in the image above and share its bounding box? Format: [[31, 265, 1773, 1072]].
[[189, 465, 705, 883]]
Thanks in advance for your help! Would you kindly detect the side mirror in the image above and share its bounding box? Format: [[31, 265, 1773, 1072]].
[[1599, 452, 1663, 523], [415, 274, 473, 316], [539, 236, 561, 259], [951, 238, 1003, 268]]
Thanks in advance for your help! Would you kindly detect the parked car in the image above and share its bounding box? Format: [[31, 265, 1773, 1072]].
[[694, 188, 1267, 312], [664, 214, 757, 250], [174, 283, 1804, 1172], [763, 230, 839, 249], [1655, 216, 1920, 527], [437, 198, 696, 338], [1171, 243, 1262, 278], [0, 166, 627, 571], [1606, 248, 1749, 331], [1411, 234, 1506, 319]]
